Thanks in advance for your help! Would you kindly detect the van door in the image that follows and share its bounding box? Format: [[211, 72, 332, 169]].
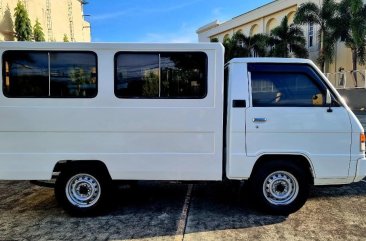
[[245, 63, 352, 181]]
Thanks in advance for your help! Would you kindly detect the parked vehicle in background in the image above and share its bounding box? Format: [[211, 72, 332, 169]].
[[0, 42, 365, 215]]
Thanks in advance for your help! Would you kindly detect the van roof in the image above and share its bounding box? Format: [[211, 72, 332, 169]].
[[0, 41, 225, 52], [228, 57, 313, 65]]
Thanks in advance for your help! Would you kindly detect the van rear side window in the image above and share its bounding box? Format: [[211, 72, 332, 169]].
[[3, 51, 97, 98], [114, 52, 207, 99]]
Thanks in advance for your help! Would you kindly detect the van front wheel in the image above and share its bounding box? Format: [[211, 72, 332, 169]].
[[55, 167, 110, 216], [250, 161, 310, 215]]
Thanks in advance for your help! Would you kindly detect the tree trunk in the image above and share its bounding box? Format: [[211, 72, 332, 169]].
[[352, 49, 358, 87], [320, 30, 325, 73]]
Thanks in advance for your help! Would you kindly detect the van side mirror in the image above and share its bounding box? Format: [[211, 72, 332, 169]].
[[326, 89, 332, 105]]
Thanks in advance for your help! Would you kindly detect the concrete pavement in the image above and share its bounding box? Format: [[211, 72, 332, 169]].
[[0, 179, 365, 241]]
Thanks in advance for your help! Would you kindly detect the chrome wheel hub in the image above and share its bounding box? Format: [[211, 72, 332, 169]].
[[263, 171, 299, 205], [66, 174, 101, 208]]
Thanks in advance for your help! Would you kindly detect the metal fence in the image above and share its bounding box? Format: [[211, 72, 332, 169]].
[[326, 70, 366, 89]]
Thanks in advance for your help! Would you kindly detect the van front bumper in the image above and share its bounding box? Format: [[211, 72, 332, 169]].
[[354, 157, 366, 182]]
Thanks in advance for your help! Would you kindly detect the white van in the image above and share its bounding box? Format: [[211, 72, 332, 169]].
[[0, 42, 365, 215]]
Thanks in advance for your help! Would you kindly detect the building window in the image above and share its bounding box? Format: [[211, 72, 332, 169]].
[[115, 52, 207, 99], [3, 51, 97, 98], [308, 23, 314, 48]]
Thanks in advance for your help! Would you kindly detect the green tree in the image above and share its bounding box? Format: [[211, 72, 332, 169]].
[[223, 32, 250, 62], [220, 32, 271, 62], [33, 18, 45, 41], [333, 0, 366, 86], [0, 6, 15, 41], [142, 71, 159, 97], [210, 37, 219, 42], [14, 0, 32, 41], [69, 67, 90, 96], [241, 33, 270, 57], [269, 16, 308, 58], [63, 34, 69, 42], [294, 0, 338, 72]]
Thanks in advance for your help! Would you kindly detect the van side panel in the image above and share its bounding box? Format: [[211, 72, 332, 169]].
[[0, 43, 224, 181], [225, 63, 249, 179]]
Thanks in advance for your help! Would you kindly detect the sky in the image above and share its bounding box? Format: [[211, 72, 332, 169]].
[[84, 0, 273, 43]]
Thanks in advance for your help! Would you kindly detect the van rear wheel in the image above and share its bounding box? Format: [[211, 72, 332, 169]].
[[55, 167, 110, 216], [250, 161, 310, 215]]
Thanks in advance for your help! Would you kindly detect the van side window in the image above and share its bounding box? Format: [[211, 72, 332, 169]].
[[251, 72, 325, 107], [3, 51, 97, 98], [115, 52, 207, 98]]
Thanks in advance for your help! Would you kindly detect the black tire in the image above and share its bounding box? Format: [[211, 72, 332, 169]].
[[249, 160, 311, 215], [55, 166, 111, 216]]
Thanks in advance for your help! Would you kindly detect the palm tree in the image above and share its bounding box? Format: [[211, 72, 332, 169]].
[[222, 32, 250, 62], [333, 0, 366, 86], [221, 32, 271, 62], [294, 0, 338, 72], [239, 33, 269, 57], [210, 37, 219, 43], [269, 16, 308, 58]]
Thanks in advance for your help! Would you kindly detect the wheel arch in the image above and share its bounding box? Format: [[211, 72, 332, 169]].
[[53, 160, 112, 180], [250, 154, 315, 184]]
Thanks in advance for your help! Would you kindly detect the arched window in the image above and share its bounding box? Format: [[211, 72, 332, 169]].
[[266, 18, 277, 34], [223, 34, 230, 43], [235, 30, 244, 47], [287, 11, 296, 24], [250, 24, 259, 37]]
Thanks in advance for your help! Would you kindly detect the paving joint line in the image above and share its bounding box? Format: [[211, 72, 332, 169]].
[[174, 184, 193, 241]]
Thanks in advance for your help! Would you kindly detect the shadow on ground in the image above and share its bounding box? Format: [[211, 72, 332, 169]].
[[185, 179, 366, 234], [0, 181, 186, 240], [185, 182, 286, 234]]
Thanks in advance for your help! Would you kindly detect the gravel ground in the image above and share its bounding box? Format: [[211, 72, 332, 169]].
[[0, 114, 365, 241]]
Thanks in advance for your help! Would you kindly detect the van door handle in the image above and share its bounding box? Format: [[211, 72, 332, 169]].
[[253, 118, 267, 122]]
